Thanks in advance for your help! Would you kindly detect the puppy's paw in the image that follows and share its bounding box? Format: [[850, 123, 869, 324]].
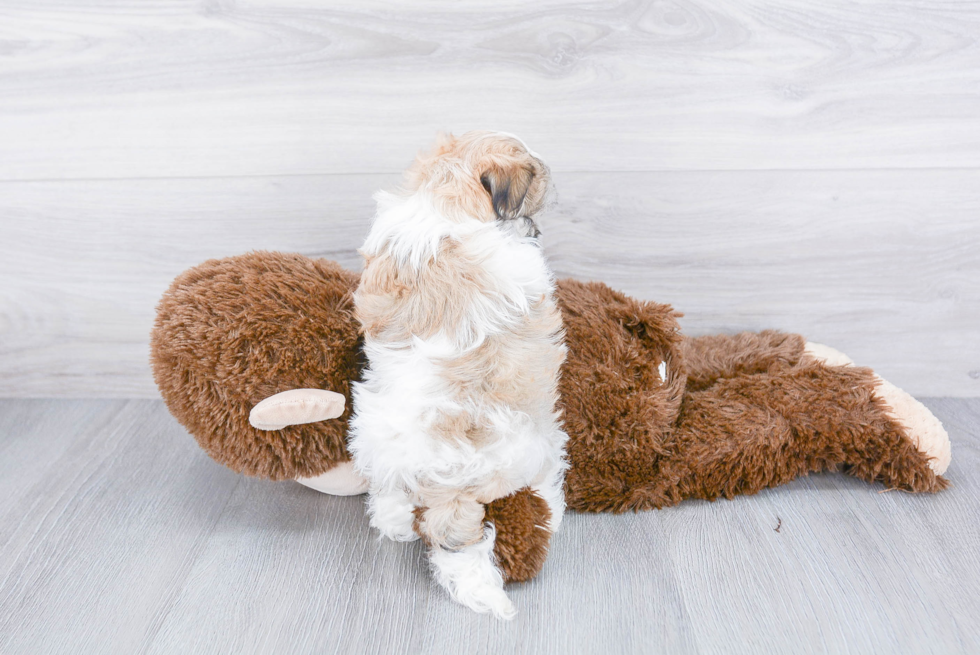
[[369, 492, 419, 542], [415, 498, 486, 551], [429, 524, 516, 620]]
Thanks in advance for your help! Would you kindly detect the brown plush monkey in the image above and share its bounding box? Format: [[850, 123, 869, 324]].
[[151, 251, 950, 584]]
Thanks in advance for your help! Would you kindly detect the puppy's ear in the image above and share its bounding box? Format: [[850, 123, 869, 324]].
[[480, 164, 535, 220]]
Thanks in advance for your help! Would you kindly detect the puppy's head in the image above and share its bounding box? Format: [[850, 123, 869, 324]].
[[405, 131, 550, 223]]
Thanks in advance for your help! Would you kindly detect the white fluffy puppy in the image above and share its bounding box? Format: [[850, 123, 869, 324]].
[[348, 132, 568, 619]]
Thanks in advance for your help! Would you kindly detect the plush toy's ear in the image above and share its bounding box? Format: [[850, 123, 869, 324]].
[[249, 389, 371, 495], [249, 389, 346, 431]]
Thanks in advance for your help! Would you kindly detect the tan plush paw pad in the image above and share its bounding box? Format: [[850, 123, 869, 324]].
[[803, 342, 855, 367], [873, 377, 951, 475]]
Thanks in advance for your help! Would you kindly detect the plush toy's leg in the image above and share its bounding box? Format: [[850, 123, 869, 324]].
[[485, 489, 554, 584], [802, 343, 951, 475], [469, 463, 565, 587], [682, 330, 806, 392], [662, 361, 949, 505]]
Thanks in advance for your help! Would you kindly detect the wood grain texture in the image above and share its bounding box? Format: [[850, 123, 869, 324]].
[[0, 400, 242, 654], [2, 0, 978, 396], [1, 398, 979, 654], [1, 0, 979, 179], [1, 170, 977, 397]]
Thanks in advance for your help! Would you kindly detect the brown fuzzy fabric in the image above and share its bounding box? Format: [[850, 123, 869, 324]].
[[409, 489, 552, 582], [554, 278, 687, 513], [682, 330, 806, 392], [151, 252, 949, 580], [150, 252, 361, 480], [484, 489, 553, 583], [557, 281, 947, 512], [664, 363, 949, 505]]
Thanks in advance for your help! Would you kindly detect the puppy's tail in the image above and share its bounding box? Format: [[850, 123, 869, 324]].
[[428, 524, 516, 620]]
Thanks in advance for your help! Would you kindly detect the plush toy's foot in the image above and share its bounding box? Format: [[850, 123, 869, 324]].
[[295, 461, 370, 495], [485, 489, 554, 583], [804, 343, 951, 475], [429, 524, 516, 620], [872, 377, 952, 475]]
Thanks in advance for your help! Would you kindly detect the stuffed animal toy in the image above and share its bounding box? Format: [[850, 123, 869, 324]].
[[151, 251, 951, 611]]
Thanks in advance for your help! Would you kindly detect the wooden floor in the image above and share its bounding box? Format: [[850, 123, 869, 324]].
[[1, 398, 978, 654]]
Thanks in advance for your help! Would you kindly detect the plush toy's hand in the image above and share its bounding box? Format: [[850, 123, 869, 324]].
[[249, 389, 346, 431]]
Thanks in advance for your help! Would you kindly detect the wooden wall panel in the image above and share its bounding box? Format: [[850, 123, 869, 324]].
[[2, 169, 977, 397], [2, 0, 978, 396], [0, 1, 979, 179]]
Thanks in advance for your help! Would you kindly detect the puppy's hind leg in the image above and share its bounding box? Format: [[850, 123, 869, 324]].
[[428, 526, 516, 620], [531, 454, 568, 533], [367, 487, 419, 542], [417, 493, 515, 619]]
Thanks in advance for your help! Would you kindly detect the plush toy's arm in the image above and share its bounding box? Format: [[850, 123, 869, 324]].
[[248, 389, 346, 430]]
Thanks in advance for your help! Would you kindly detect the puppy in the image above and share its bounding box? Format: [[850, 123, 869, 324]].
[[348, 132, 568, 618]]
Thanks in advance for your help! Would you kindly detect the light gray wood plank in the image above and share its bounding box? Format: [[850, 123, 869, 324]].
[[0, 173, 387, 398], [547, 169, 980, 398], [0, 400, 242, 655], [659, 429, 980, 655], [1, 169, 977, 397], [1, 0, 979, 180], [1, 398, 979, 654]]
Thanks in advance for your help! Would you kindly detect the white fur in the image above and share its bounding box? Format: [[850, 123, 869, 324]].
[[349, 187, 568, 617], [530, 457, 569, 533], [368, 487, 419, 541], [429, 524, 516, 620]]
